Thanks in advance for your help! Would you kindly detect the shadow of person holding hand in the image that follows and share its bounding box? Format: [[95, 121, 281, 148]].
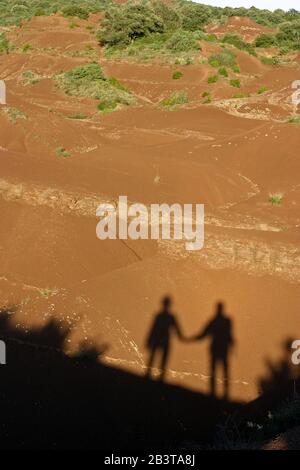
[[189, 301, 235, 400], [145, 296, 184, 381]]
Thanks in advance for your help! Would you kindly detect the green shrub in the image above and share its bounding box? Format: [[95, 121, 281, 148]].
[[68, 113, 87, 119], [55, 63, 134, 109], [279, 46, 291, 55], [19, 70, 41, 86], [61, 63, 105, 82], [180, 3, 212, 32], [22, 43, 33, 52], [69, 22, 80, 29], [255, 33, 277, 48], [221, 33, 256, 55], [232, 92, 249, 98], [230, 79, 241, 88], [218, 67, 228, 77], [208, 50, 236, 68], [152, 1, 181, 31], [208, 74, 218, 84], [105, 31, 199, 63], [258, 86, 268, 94], [97, 3, 164, 47], [269, 193, 283, 205], [202, 91, 211, 103], [260, 55, 280, 65], [0, 33, 10, 54], [97, 100, 118, 113], [276, 21, 300, 50], [62, 6, 89, 20], [231, 64, 241, 73], [205, 33, 218, 42], [56, 147, 71, 158], [160, 91, 188, 108], [165, 30, 200, 52], [172, 70, 183, 80], [288, 115, 300, 124]]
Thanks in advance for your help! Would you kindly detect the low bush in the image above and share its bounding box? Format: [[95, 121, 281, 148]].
[[202, 91, 211, 103], [221, 33, 256, 55], [56, 147, 71, 158], [160, 91, 188, 108], [97, 3, 164, 47], [208, 74, 218, 84], [105, 31, 200, 63], [255, 33, 277, 48], [229, 79, 241, 88], [208, 50, 236, 68], [260, 55, 280, 65], [288, 115, 300, 124], [165, 30, 200, 52], [0, 33, 11, 54], [218, 67, 228, 77], [62, 5, 89, 20], [258, 86, 268, 94], [19, 70, 41, 86]]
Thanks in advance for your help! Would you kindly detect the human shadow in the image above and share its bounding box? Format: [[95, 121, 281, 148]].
[[190, 301, 235, 400], [145, 295, 184, 381], [248, 337, 300, 417], [241, 337, 300, 449]]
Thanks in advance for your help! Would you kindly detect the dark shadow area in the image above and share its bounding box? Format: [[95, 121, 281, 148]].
[[247, 337, 300, 415], [145, 296, 183, 381], [241, 338, 300, 450], [0, 303, 242, 450], [189, 301, 235, 400]]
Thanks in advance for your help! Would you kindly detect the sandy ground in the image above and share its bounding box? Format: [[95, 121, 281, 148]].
[[0, 14, 300, 403]]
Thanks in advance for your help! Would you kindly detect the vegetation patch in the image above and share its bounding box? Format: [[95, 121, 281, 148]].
[[56, 147, 71, 158], [62, 5, 89, 20], [0, 33, 12, 53], [0, 0, 110, 27], [68, 113, 88, 120], [269, 193, 283, 205], [19, 70, 42, 86], [105, 30, 200, 64], [172, 70, 183, 80], [202, 91, 211, 104], [232, 92, 249, 99], [208, 74, 218, 84], [2, 106, 27, 123], [221, 33, 256, 56], [288, 115, 300, 124], [208, 50, 236, 68], [260, 55, 280, 66], [229, 79, 241, 88], [255, 33, 277, 48], [22, 43, 33, 53], [160, 91, 188, 108], [218, 67, 228, 77], [258, 86, 268, 94]]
